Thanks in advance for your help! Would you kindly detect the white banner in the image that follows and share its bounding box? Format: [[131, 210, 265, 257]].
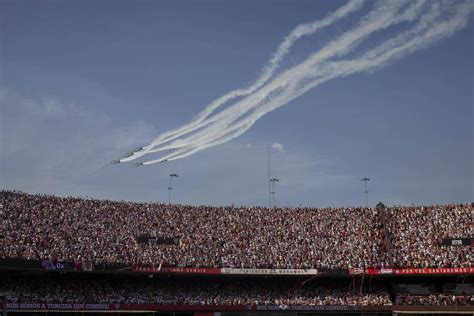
[[221, 268, 318, 275]]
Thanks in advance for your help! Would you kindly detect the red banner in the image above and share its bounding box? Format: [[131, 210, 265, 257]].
[[132, 266, 221, 274], [133, 266, 318, 275], [392, 267, 474, 275], [349, 267, 474, 275]]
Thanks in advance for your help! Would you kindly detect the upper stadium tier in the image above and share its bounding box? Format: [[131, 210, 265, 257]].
[[0, 191, 471, 269]]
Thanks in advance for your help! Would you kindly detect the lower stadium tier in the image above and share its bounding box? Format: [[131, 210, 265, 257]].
[[1, 273, 472, 309]]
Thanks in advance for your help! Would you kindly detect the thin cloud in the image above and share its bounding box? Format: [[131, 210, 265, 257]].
[[271, 143, 285, 153], [0, 86, 156, 193]]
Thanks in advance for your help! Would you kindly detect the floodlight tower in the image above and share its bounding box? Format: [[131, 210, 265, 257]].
[[361, 177, 370, 207], [168, 173, 179, 204], [270, 178, 279, 208], [267, 144, 272, 208]]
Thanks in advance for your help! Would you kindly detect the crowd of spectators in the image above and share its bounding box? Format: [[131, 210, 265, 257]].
[[0, 190, 471, 269], [386, 205, 472, 268], [0, 191, 386, 269], [396, 294, 473, 306], [0, 275, 392, 306], [2, 274, 471, 306]]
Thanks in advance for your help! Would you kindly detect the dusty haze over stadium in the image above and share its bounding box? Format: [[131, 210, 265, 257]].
[[0, 0, 473, 207]]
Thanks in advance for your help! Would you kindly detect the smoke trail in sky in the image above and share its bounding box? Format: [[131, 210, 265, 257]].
[[124, 0, 419, 160], [139, 0, 427, 157], [120, 0, 365, 161], [118, 0, 473, 165]]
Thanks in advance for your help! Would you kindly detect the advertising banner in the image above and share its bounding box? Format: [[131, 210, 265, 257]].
[[440, 238, 473, 246], [136, 236, 179, 246], [2, 303, 245, 312], [221, 268, 319, 275], [41, 259, 82, 272], [132, 266, 221, 274], [133, 266, 318, 275], [2, 303, 472, 313], [392, 267, 474, 275], [4, 303, 116, 311], [252, 305, 351, 311], [349, 267, 474, 275]]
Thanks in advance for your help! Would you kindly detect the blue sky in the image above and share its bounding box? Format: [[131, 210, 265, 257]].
[[0, 0, 472, 207]]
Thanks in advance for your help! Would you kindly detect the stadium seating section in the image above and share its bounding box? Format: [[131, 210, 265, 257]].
[[1, 274, 472, 306], [1, 191, 471, 269]]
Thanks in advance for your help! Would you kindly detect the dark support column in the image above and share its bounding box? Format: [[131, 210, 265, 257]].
[[377, 202, 393, 266]]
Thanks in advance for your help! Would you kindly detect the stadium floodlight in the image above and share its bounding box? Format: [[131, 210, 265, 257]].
[[270, 178, 279, 208], [168, 173, 179, 205], [268, 144, 272, 208], [267, 144, 280, 208], [361, 177, 370, 207]]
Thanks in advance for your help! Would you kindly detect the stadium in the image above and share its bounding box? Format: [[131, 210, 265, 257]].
[[0, 191, 472, 315], [1, 0, 473, 315]]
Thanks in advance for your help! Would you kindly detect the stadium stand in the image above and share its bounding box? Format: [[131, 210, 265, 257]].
[[1, 273, 472, 309], [0, 190, 473, 315], [0, 275, 393, 306], [0, 191, 471, 269], [386, 205, 472, 268]]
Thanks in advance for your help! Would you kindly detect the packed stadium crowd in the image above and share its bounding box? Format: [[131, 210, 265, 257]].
[[2, 275, 472, 307], [386, 205, 472, 268], [396, 294, 473, 306], [0, 276, 390, 306], [0, 191, 472, 269]]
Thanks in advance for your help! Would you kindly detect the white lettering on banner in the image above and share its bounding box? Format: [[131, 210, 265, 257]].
[[221, 268, 318, 275], [392, 267, 474, 275], [85, 304, 110, 309], [5, 302, 111, 310], [47, 304, 72, 309], [20, 303, 41, 309], [255, 305, 349, 311]]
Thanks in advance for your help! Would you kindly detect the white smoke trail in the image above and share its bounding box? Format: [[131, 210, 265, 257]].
[[149, 5, 469, 164], [123, 0, 473, 165], [142, 84, 299, 162], [142, 120, 256, 164], [119, 0, 364, 162], [131, 0, 426, 158], [145, 0, 460, 163], [121, 0, 403, 162], [137, 0, 425, 156]]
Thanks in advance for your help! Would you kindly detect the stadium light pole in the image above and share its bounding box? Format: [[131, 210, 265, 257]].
[[361, 177, 370, 207], [267, 144, 272, 208], [270, 178, 279, 208], [168, 173, 179, 205]]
